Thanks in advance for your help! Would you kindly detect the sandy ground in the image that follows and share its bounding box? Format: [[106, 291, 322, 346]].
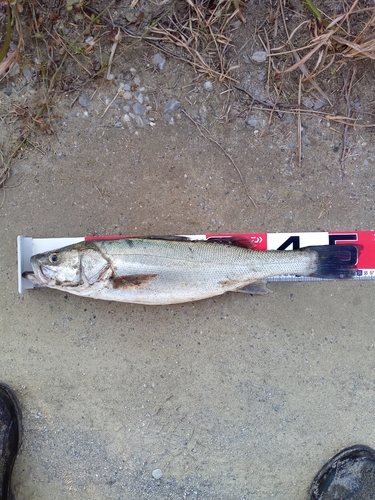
[[1, 3, 375, 498]]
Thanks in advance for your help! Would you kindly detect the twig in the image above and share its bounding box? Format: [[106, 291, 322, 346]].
[[340, 67, 356, 177], [94, 184, 104, 199], [298, 75, 302, 167], [100, 87, 123, 118], [54, 34, 92, 76], [106, 28, 122, 80], [26, 139, 46, 156], [0, 187, 5, 209], [233, 84, 279, 111], [181, 109, 257, 208]]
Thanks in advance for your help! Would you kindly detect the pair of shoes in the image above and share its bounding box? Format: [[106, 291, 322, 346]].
[[0, 383, 22, 500], [307, 444, 375, 500]]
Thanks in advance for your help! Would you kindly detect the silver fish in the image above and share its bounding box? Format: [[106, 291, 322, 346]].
[[23, 237, 359, 305]]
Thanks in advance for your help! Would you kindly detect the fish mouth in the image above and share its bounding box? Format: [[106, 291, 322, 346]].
[[22, 258, 53, 286], [22, 268, 49, 286], [22, 271, 38, 282]]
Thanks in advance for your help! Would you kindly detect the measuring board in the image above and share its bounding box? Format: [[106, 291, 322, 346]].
[[17, 231, 375, 293]]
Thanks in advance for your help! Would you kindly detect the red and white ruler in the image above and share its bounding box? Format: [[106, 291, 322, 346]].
[[17, 231, 375, 292]]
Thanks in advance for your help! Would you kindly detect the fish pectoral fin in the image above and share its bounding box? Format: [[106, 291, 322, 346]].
[[233, 280, 272, 295], [111, 274, 158, 289]]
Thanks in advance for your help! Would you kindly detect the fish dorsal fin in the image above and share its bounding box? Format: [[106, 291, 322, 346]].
[[141, 235, 192, 242], [140, 235, 256, 248], [206, 236, 256, 249]]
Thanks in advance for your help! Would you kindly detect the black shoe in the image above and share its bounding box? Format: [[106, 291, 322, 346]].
[[0, 383, 22, 500], [307, 444, 375, 500]]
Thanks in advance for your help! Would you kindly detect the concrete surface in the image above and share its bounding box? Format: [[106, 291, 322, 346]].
[[1, 108, 375, 499]]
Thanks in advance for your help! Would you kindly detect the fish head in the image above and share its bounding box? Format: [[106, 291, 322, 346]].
[[24, 242, 111, 288]]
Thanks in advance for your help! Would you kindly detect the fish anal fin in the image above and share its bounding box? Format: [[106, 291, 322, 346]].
[[233, 280, 272, 295]]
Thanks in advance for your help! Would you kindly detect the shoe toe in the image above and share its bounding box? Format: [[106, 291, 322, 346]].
[[307, 444, 375, 500]]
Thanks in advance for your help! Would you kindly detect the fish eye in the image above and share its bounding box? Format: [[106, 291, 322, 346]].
[[49, 252, 60, 264]]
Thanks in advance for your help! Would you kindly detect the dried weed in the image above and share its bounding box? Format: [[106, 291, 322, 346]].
[[271, 1, 375, 80]]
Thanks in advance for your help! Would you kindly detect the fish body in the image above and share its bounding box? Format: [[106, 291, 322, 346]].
[[23, 237, 359, 305]]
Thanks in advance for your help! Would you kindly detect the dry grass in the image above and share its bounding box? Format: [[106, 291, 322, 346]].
[[0, 3, 22, 79], [86, 0, 247, 83], [0, 0, 104, 187], [145, 0, 245, 82], [270, 0, 375, 81], [0, 2, 24, 186], [259, 0, 375, 171]]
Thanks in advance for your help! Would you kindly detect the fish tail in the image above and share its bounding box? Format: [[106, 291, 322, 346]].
[[305, 244, 361, 279]]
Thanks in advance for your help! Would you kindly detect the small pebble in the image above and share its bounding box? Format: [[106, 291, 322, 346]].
[[153, 53, 166, 71], [23, 68, 33, 82], [164, 98, 180, 114], [204, 81, 213, 92], [8, 63, 20, 77], [152, 469, 163, 480], [165, 115, 175, 125], [247, 118, 258, 127], [251, 51, 267, 63], [302, 98, 314, 109], [123, 91, 132, 100], [132, 102, 146, 116], [135, 115, 145, 127], [133, 75, 141, 86], [134, 92, 144, 104], [314, 99, 326, 110], [114, 122, 123, 128], [78, 93, 90, 108], [85, 36, 95, 46]]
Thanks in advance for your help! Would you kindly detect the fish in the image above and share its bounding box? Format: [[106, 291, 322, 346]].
[[22, 237, 360, 305]]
